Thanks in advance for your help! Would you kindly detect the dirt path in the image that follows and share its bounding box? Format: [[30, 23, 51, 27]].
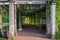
[[14, 31, 51, 40], [14, 25, 51, 40], [15, 36, 51, 40]]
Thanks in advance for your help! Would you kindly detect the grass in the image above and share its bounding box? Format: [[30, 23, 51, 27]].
[[0, 37, 8, 40]]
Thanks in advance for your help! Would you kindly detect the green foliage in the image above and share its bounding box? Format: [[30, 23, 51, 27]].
[[0, 37, 8, 40], [55, 1, 60, 40], [55, 32, 60, 39], [56, 0, 60, 31], [2, 8, 9, 23], [40, 10, 46, 19], [46, 33, 51, 38]]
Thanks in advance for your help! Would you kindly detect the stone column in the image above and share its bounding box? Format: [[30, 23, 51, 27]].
[[28, 16, 29, 24], [29, 16, 30, 24], [34, 14, 35, 25], [18, 11, 22, 30], [14, 5, 17, 37], [46, 5, 51, 34], [0, 5, 2, 36], [34, 14, 36, 25], [38, 12, 40, 29], [32, 15, 34, 25], [50, 2, 56, 38], [9, 4, 17, 40], [30, 15, 31, 24], [31, 15, 32, 25], [25, 17, 26, 24], [26, 16, 28, 24], [33, 14, 35, 25]]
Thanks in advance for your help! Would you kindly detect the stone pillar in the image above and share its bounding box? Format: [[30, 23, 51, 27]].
[[0, 6, 2, 36], [30, 15, 31, 24], [29, 16, 30, 24], [25, 17, 26, 24], [32, 15, 34, 25], [28, 16, 30, 24], [18, 11, 22, 30], [46, 5, 51, 34], [50, 2, 56, 38], [9, 4, 17, 40], [26, 16, 28, 24], [34, 14, 36, 25], [14, 5, 17, 37], [33, 14, 35, 25], [38, 11, 41, 30], [34, 14, 35, 25], [38, 12, 40, 29], [31, 15, 32, 25], [28, 16, 29, 24]]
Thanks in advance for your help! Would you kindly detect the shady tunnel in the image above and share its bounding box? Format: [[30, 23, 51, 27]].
[[0, 0, 56, 40], [17, 4, 47, 33]]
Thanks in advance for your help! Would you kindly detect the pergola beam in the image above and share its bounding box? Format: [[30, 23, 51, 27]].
[[0, 0, 51, 5], [15, 1, 47, 4]]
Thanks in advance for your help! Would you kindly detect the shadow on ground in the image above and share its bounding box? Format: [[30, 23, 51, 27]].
[[17, 24, 50, 39]]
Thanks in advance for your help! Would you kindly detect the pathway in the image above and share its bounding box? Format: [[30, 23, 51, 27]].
[[14, 25, 51, 40]]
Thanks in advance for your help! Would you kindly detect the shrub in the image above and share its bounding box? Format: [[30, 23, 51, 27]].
[[0, 37, 8, 40], [46, 33, 51, 38], [55, 31, 60, 39]]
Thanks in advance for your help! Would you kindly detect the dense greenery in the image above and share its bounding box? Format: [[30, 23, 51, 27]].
[[55, 32, 60, 39], [2, 8, 9, 23], [1, 0, 60, 31], [0, 37, 8, 40], [55, 0, 60, 39], [1, 1, 60, 39], [56, 0, 60, 31]]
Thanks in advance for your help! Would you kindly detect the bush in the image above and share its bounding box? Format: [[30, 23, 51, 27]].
[[55, 31, 60, 39], [0, 37, 8, 40], [46, 33, 51, 38]]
